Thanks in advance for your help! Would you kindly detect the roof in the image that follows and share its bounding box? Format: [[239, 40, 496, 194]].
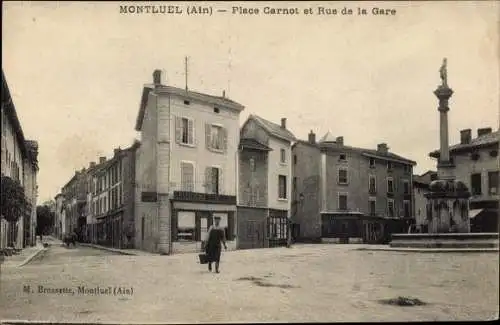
[[429, 130, 499, 158], [244, 114, 297, 142], [135, 84, 245, 131], [239, 138, 273, 151], [2, 70, 28, 160], [318, 131, 337, 143]]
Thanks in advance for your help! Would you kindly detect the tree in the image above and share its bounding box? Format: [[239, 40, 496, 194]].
[[1, 175, 29, 247], [1, 175, 28, 223], [36, 205, 55, 236]]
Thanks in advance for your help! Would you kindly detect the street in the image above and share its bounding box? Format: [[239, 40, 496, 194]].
[[0, 243, 498, 323]]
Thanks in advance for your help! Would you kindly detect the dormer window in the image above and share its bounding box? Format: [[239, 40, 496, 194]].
[[184, 100, 190, 105], [214, 107, 220, 114], [339, 153, 347, 162]]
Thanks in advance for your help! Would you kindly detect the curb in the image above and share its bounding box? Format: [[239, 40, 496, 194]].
[[79, 243, 139, 256], [355, 247, 499, 253], [17, 247, 48, 267]]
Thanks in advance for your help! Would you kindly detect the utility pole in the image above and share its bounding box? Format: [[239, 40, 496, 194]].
[[185, 56, 189, 92]]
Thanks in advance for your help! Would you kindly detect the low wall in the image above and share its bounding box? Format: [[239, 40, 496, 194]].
[[390, 233, 499, 249]]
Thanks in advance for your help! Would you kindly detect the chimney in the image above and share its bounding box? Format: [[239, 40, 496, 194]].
[[477, 127, 492, 137], [308, 130, 316, 144], [114, 148, 121, 156], [460, 129, 472, 144], [99, 156, 106, 164], [222, 90, 226, 98], [153, 69, 162, 86], [336, 136, 344, 146], [89, 162, 96, 168], [281, 118, 287, 129], [377, 143, 388, 153]]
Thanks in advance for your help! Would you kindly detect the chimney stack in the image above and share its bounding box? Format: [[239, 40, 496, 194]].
[[460, 129, 472, 144], [377, 143, 388, 153], [477, 127, 492, 137], [336, 136, 344, 146], [153, 69, 162, 86], [281, 118, 287, 129], [308, 130, 316, 144], [89, 162, 96, 168], [99, 156, 106, 164], [114, 148, 121, 156], [222, 90, 226, 98]]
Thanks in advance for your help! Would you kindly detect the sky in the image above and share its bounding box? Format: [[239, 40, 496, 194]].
[[2, 1, 499, 203]]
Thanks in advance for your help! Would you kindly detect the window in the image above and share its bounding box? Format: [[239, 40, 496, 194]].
[[175, 116, 194, 145], [213, 107, 220, 113], [387, 199, 395, 218], [338, 168, 348, 185], [177, 211, 195, 241], [181, 162, 195, 192], [205, 167, 220, 194], [471, 173, 482, 196], [339, 153, 347, 161], [387, 161, 393, 171], [280, 149, 286, 164], [369, 198, 376, 215], [293, 177, 297, 192], [403, 180, 410, 194], [206, 123, 227, 152], [387, 178, 394, 193], [338, 193, 348, 210], [403, 165, 411, 174], [249, 158, 256, 172], [369, 175, 376, 194], [404, 200, 410, 218], [183, 100, 190, 105], [293, 155, 297, 165], [278, 175, 287, 199], [488, 171, 499, 195]]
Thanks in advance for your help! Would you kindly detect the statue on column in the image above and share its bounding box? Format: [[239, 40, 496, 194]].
[[439, 58, 448, 87]]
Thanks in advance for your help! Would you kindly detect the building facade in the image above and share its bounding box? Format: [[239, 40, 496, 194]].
[[292, 131, 416, 244], [54, 193, 65, 239], [429, 127, 499, 232], [134, 70, 244, 254], [1, 71, 38, 249], [237, 115, 296, 249], [60, 169, 87, 239], [87, 145, 137, 248], [412, 170, 437, 231]]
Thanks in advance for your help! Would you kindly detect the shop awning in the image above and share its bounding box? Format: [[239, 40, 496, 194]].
[[469, 209, 484, 219]]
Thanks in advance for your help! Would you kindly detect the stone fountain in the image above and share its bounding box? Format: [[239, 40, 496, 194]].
[[389, 59, 498, 250]]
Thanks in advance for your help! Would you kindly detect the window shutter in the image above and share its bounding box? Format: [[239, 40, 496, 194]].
[[188, 119, 194, 145], [205, 124, 211, 150], [205, 167, 212, 193], [175, 116, 182, 144], [218, 167, 223, 195], [222, 127, 228, 152]]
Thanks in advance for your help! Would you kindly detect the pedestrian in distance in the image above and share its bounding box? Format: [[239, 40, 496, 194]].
[[205, 216, 227, 273]]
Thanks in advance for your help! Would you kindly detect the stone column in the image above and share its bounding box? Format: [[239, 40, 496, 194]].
[[434, 85, 455, 180]]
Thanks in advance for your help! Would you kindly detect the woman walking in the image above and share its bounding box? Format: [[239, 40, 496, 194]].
[[205, 216, 227, 273]]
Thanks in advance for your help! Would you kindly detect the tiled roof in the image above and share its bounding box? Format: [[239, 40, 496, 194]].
[[239, 138, 272, 151], [135, 84, 245, 131], [429, 130, 499, 157], [249, 114, 296, 142], [318, 142, 416, 165]]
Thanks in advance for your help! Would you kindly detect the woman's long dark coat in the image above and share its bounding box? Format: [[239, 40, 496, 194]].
[[205, 227, 225, 263]]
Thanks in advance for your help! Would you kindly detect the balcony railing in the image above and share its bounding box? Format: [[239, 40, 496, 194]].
[[170, 181, 236, 204]]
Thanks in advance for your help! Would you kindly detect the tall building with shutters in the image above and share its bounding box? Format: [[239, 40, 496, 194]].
[[134, 70, 245, 254]]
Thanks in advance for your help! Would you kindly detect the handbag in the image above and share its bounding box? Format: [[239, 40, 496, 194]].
[[198, 253, 208, 264]]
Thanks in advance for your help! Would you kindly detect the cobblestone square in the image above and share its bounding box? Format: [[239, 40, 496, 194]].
[[0, 244, 498, 323]]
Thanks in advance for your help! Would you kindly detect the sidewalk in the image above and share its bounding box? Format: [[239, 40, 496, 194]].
[[0, 241, 47, 268], [78, 242, 158, 256]]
